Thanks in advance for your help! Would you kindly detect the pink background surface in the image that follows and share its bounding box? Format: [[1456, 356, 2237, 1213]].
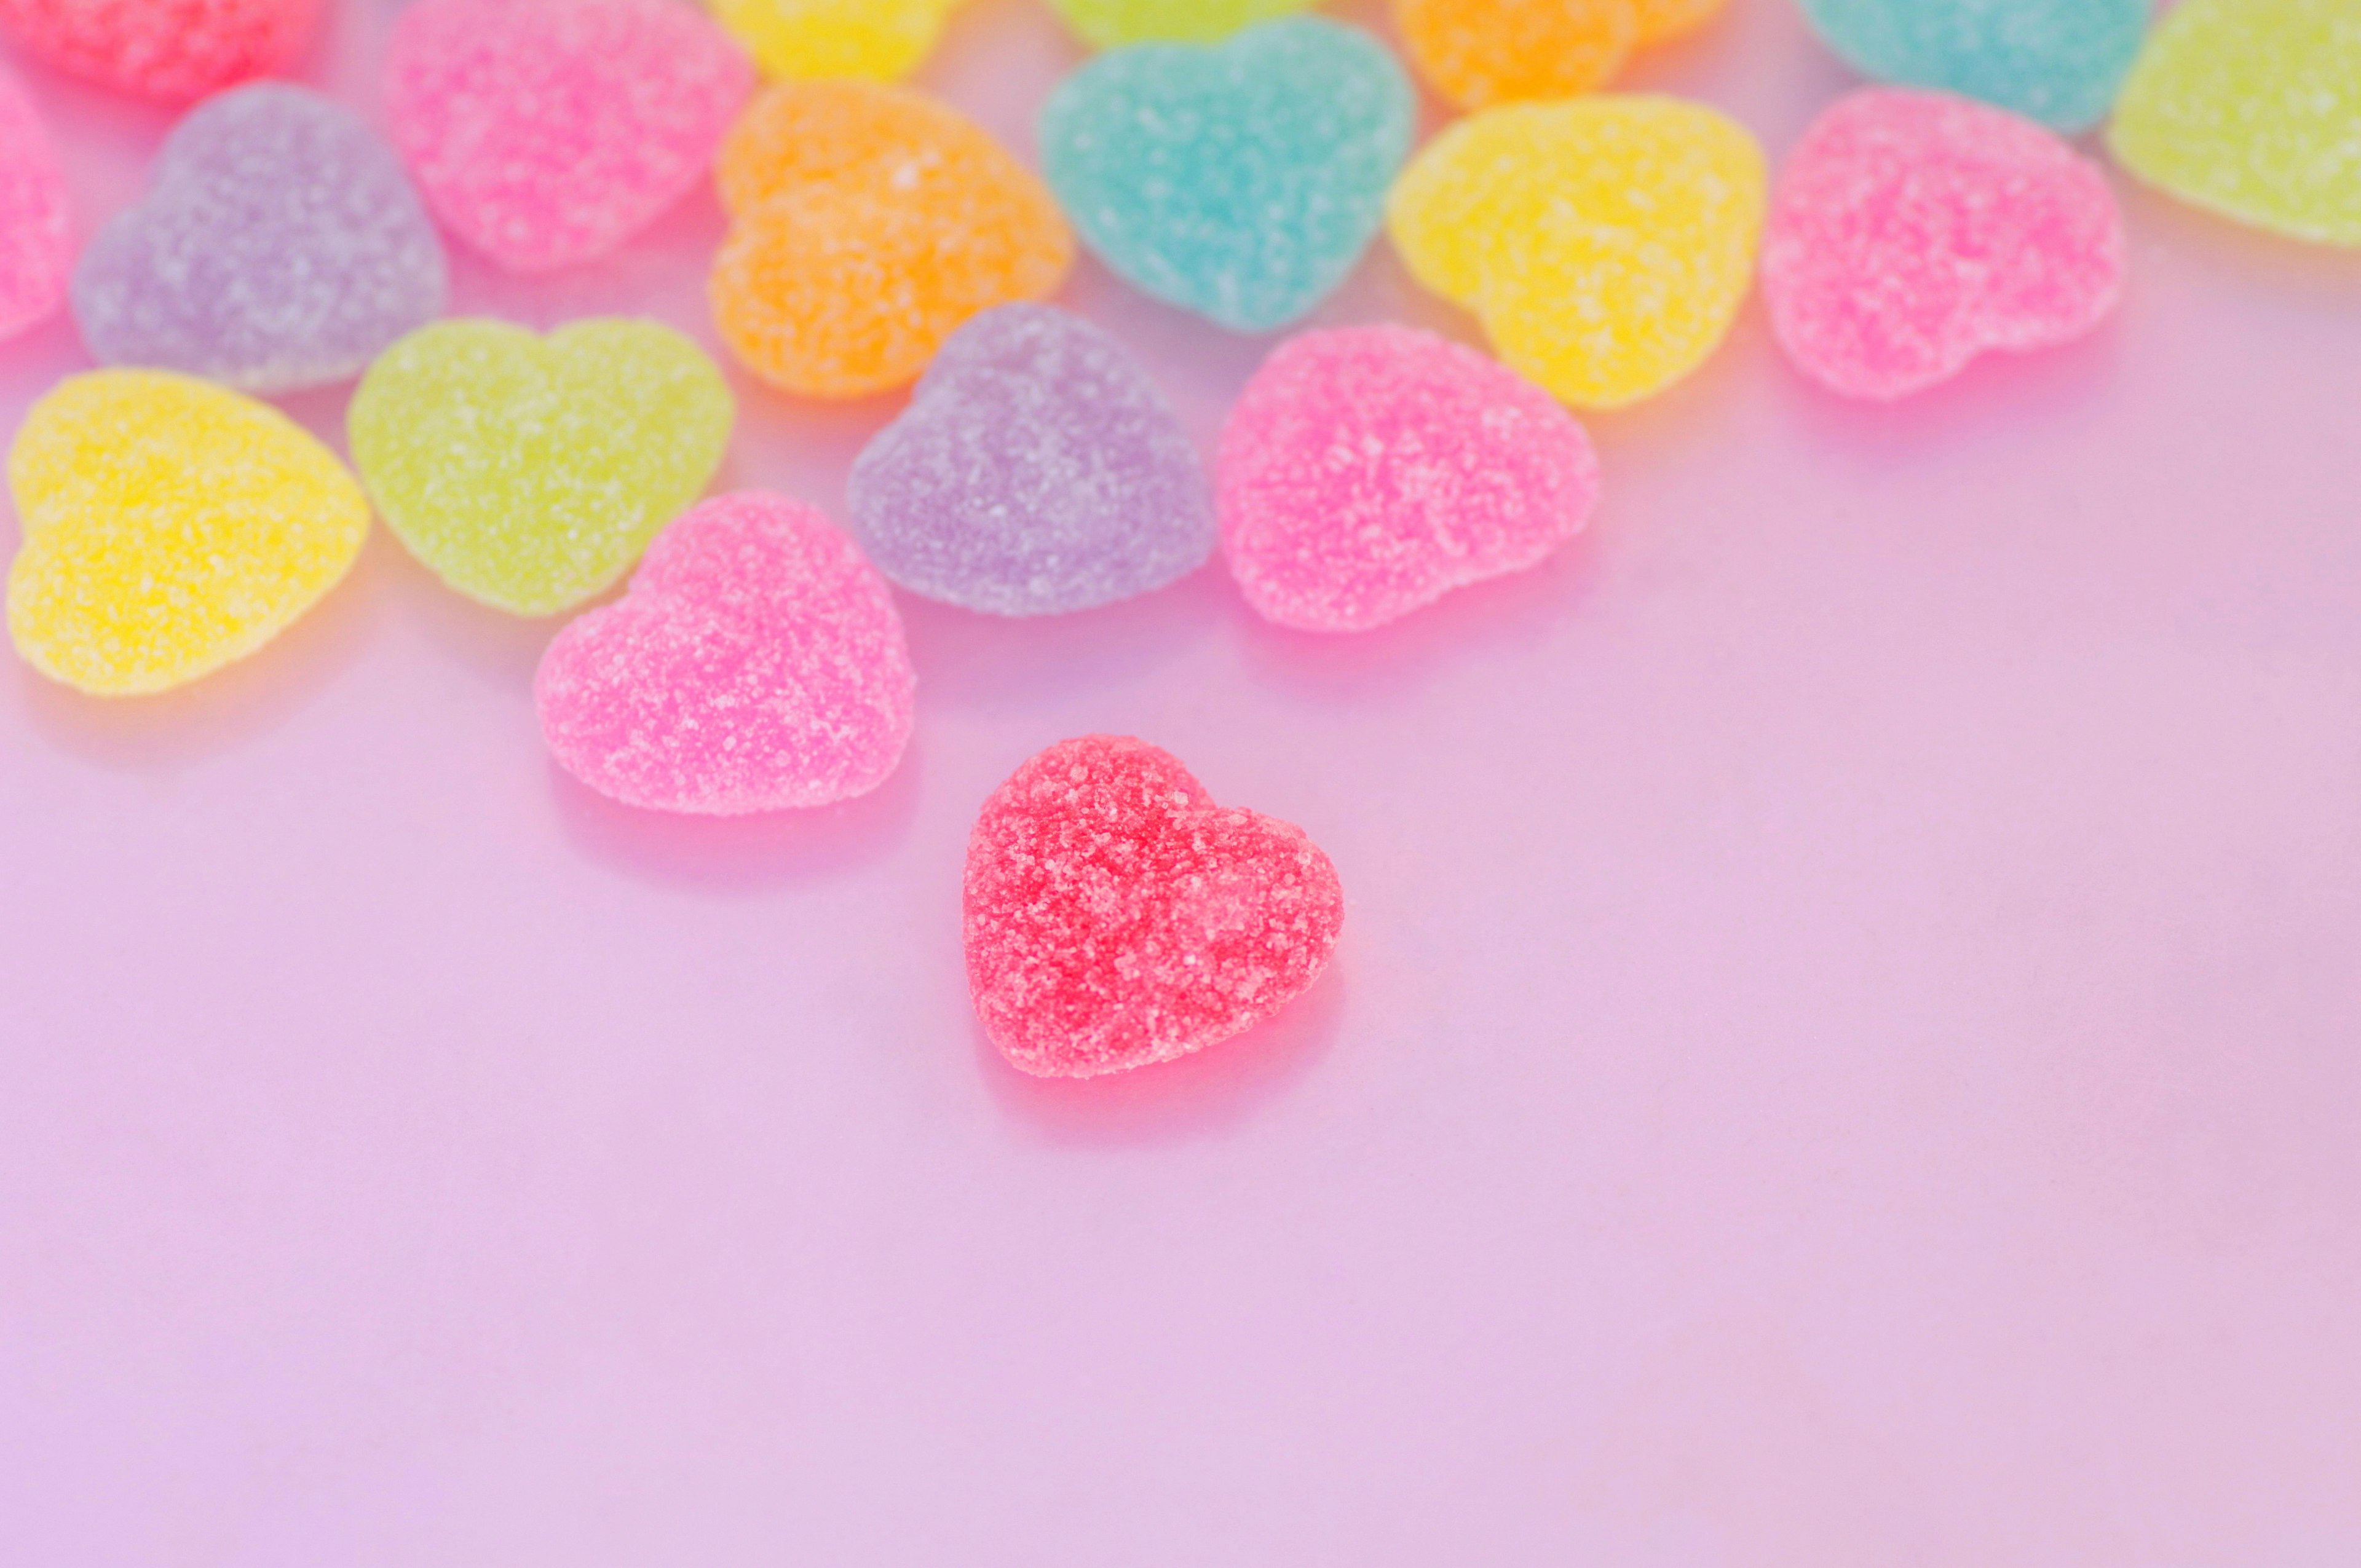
[[6, 1, 2361, 1561]]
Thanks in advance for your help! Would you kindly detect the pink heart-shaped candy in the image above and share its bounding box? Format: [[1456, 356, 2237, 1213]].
[[965, 736, 1345, 1079], [1763, 88, 2124, 401], [536, 492, 916, 816], [0, 0, 315, 103], [1219, 325, 1599, 632], [386, 0, 753, 274], [0, 66, 69, 341]]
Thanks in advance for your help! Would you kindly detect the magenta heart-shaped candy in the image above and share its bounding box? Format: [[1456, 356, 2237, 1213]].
[[386, 0, 753, 274], [0, 66, 69, 342], [535, 492, 916, 817], [1763, 89, 2125, 401]]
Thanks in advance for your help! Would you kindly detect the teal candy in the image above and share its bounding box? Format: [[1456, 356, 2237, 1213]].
[[1038, 18, 1413, 333], [1799, 0, 2148, 132]]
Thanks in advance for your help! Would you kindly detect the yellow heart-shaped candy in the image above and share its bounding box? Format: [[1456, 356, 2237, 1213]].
[[1388, 95, 1766, 409], [350, 318, 733, 617], [709, 0, 961, 82], [7, 371, 369, 696]]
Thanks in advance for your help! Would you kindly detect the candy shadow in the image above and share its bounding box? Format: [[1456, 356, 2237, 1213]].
[[2118, 181, 2361, 305], [9, 533, 389, 770], [1770, 294, 2131, 462], [900, 565, 1234, 711], [376, 536, 568, 695], [1233, 527, 1607, 704], [976, 961, 1348, 1148], [547, 737, 925, 894]]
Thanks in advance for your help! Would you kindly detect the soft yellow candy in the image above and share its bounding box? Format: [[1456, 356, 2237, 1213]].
[[350, 318, 733, 617], [7, 371, 368, 696], [710, 0, 960, 82], [2108, 0, 2361, 248], [1049, 0, 1315, 49], [1387, 95, 1766, 409]]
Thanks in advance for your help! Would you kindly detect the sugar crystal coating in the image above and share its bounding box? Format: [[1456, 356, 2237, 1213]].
[[711, 81, 1072, 398], [387, 0, 753, 274], [964, 735, 1345, 1079], [0, 67, 69, 342], [1040, 18, 1413, 333], [349, 318, 733, 618], [1798, 0, 2147, 133], [1764, 89, 2123, 401], [536, 492, 914, 815], [1048, 0, 1315, 49], [1388, 96, 1766, 409], [0, 0, 316, 103], [1395, 0, 1640, 110], [2109, 0, 2361, 250], [1220, 325, 1599, 632], [73, 85, 446, 394], [848, 304, 1214, 617], [1634, 0, 1726, 44], [7, 371, 368, 695], [710, 0, 959, 82]]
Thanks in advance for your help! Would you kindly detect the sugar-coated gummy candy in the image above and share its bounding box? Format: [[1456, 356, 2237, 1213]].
[[0, 0, 315, 103], [848, 304, 1214, 617], [1633, 0, 1726, 44], [349, 318, 733, 618], [1388, 96, 1766, 410], [1048, 0, 1315, 49], [1798, 0, 2148, 133], [0, 68, 69, 342], [1040, 19, 1413, 334], [712, 82, 1072, 398], [387, 0, 753, 274], [536, 492, 915, 816], [2109, 0, 2361, 250], [1395, 0, 1639, 110], [7, 371, 368, 696], [710, 0, 959, 82], [1764, 90, 2123, 401], [965, 735, 1345, 1079], [1220, 326, 1599, 632], [73, 85, 445, 395]]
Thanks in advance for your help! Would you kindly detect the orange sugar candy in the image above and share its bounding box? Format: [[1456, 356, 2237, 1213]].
[[1395, 0, 1728, 110], [710, 82, 1074, 400]]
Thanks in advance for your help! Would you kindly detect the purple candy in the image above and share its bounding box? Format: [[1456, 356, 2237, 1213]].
[[72, 84, 448, 395], [848, 304, 1216, 618]]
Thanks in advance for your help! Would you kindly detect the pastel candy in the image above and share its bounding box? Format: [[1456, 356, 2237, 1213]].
[[1049, 0, 1315, 49], [349, 318, 733, 617], [73, 85, 446, 394], [712, 82, 1072, 398], [387, 0, 753, 274], [536, 492, 915, 815], [7, 371, 368, 695], [710, 0, 960, 81], [0, 0, 316, 103], [1220, 326, 1599, 632], [2109, 0, 2361, 249], [1798, 0, 2148, 133], [1040, 19, 1414, 333], [1764, 90, 2123, 401], [1634, 0, 1726, 44], [965, 735, 1345, 1079], [0, 67, 69, 342], [1395, 0, 1639, 109], [848, 304, 1214, 617], [1388, 96, 1766, 409]]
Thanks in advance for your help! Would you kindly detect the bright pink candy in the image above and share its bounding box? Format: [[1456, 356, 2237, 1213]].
[[0, 68, 68, 340], [0, 0, 314, 103], [965, 736, 1345, 1079], [1219, 325, 1600, 632], [1763, 88, 2124, 401], [535, 493, 916, 817], [386, 0, 753, 274]]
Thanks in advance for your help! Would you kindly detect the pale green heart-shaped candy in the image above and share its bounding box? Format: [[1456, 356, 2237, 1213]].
[[350, 318, 734, 616]]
